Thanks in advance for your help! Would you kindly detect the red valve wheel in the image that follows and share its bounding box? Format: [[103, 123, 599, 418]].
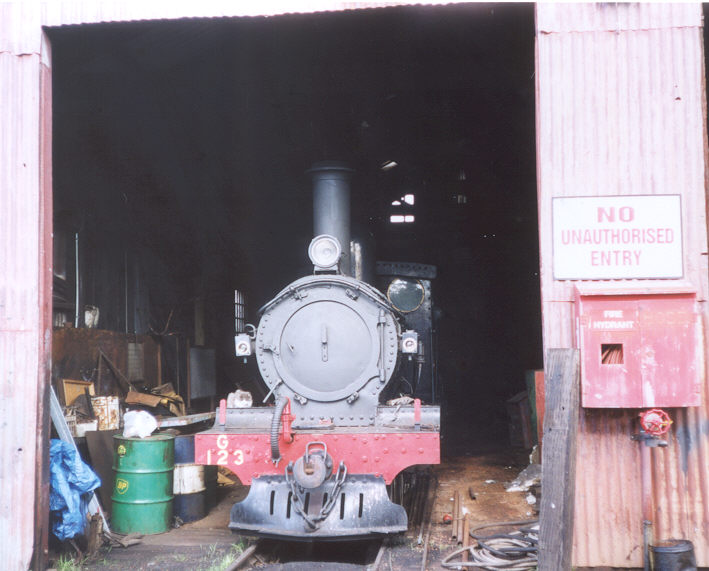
[[639, 408, 672, 436]]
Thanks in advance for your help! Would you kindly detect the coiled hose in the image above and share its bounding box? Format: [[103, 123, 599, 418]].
[[270, 396, 289, 465], [441, 520, 539, 570]]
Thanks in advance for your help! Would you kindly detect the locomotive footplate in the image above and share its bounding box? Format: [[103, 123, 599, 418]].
[[229, 473, 407, 539]]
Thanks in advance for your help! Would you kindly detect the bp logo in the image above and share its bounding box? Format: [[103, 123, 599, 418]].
[[115, 478, 129, 495], [117, 444, 127, 457]]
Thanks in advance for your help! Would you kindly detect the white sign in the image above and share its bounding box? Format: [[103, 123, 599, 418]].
[[552, 195, 683, 279]]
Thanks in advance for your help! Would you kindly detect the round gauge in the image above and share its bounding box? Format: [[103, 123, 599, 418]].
[[387, 278, 425, 313]]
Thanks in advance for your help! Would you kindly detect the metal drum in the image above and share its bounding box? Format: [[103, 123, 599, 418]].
[[174, 434, 196, 464], [651, 539, 697, 571], [111, 434, 174, 534], [173, 435, 207, 522], [173, 463, 206, 522]]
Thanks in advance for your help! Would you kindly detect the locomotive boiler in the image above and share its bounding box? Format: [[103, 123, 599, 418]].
[[195, 163, 440, 539]]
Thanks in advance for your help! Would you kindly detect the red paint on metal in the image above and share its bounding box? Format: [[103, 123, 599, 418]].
[[281, 399, 294, 442], [194, 431, 439, 484], [576, 291, 699, 408], [533, 370, 545, 449], [639, 409, 672, 436], [218, 399, 226, 425], [34, 33, 53, 570], [414, 398, 421, 424]]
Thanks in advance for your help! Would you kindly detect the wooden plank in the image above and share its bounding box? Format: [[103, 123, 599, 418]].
[[539, 348, 580, 571], [85, 429, 121, 515]]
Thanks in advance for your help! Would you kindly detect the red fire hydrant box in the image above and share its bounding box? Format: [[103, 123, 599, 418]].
[[575, 288, 701, 408]]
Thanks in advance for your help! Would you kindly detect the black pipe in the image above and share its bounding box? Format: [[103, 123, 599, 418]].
[[270, 397, 289, 465]]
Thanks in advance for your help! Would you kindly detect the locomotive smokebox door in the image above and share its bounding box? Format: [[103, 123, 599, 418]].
[[256, 275, 400, 426]]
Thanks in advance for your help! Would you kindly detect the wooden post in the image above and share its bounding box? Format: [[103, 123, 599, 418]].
[[539, 348, 580, 571]]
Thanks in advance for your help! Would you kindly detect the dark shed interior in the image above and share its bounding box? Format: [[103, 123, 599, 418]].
[[48, 3, 541, 452]]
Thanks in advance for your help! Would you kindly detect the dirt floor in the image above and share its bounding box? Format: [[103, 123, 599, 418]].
[[51, 451, 537, 570]]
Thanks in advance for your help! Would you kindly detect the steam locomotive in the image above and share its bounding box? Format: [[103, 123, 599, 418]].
[[195, 163, 440, 539]]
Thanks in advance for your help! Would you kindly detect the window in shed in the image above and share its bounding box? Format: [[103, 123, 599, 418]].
[[390, 194, 416, 223]]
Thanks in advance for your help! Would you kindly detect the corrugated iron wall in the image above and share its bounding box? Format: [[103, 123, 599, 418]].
[[536, 3, 709, 567], [0, 6, 45, 571]]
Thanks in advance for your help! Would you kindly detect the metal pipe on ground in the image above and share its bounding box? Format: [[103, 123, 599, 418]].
[[452, 490, 460, 541], [461, 513, 470, 562], [225, 543, 259, 571]]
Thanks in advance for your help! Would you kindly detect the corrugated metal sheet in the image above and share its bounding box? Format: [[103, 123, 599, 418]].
[[4, 1, 471, 54], [38, 1, 466, 32], [0, 48, 43, 571], [536, 3, 709, 567]]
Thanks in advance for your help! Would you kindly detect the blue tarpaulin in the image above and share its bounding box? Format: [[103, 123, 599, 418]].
[[49, 439, 101, 540]]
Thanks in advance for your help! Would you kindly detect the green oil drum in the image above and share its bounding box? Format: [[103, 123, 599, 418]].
[[111, 434, 174, 534]]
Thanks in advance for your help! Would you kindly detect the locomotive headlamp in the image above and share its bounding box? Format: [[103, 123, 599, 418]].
[[308, 234, 342, 271]]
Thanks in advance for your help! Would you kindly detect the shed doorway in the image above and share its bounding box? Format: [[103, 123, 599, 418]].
[[48, 2, 540, 482]]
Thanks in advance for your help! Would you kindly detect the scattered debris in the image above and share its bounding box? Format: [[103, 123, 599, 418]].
[[528, 444, 540, 465], [386, 396, 414, 406], [484, 479, 496, 484], [442, 520, 539, 571], [505, 463, 541, 493], [218, 470, 237, 486], [103, 531, 143, 548]]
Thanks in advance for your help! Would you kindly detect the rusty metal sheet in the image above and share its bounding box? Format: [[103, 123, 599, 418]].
[[537, 3, 709, 566]]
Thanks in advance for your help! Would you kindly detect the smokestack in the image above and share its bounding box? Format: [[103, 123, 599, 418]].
[[307, 162, 353, 275]]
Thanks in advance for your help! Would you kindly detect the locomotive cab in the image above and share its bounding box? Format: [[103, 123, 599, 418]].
[[195, 163, 440, 539]]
